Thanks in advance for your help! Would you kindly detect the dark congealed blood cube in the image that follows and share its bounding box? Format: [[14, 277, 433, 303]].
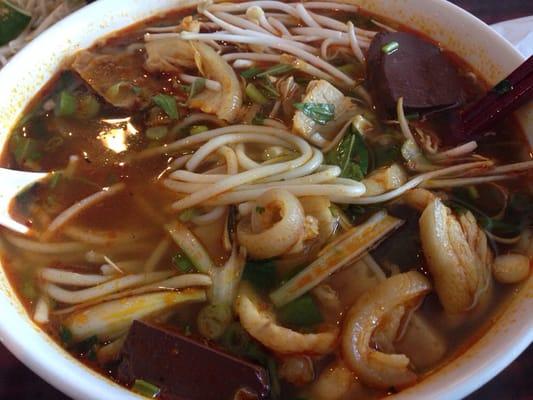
[[118, 321, 270, 400], [367, 31, 464, 116]]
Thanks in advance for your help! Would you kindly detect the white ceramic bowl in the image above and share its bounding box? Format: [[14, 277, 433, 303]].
[[0, 1, 531, 399]]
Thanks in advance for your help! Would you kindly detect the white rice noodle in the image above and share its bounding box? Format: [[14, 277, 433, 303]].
[[222, 52, 282, 62], [44, 270, 175, 304], [199, 10, 319, 54], [371, 18, 397, 32], [177, 31, 353, 85], [198, 178, 366, 205], [350, 161, 493, 205], [429, 141, 478, 162], [144, 237, 172, 272], [397, 97, 416, 143], [422, 175, 511, 189], [190, 206, 227, 225], [347, 21, 365, 63], [40, 268, 113, 287], [171, 130, 314, 210], [479, 160, 533, 176], [4, 233, 87, 254], [179, 73, 222, 91], [213, 11, 271, 35], [235, 143, 261, 170], [268, 16, 291, 36], [63, 225, 154, 246], [263, 118, 287, 129], [294, 3, 321, 27], [100, 260, 144, 275], [42, 183, 126, 240]]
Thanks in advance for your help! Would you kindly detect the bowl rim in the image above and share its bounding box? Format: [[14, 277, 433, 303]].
[[0, 1, 531, 400]]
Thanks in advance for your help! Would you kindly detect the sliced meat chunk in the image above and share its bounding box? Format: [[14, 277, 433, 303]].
[[118, 320, 270, 400], [367, 32, 464, 116], [72, 50, 164, 109], [292, 79, 358, 144]]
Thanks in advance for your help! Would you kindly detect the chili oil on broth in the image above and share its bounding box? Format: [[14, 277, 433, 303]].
[[0, 2, 532, 400]]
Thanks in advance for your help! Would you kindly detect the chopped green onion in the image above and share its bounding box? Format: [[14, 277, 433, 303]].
[[59, 325, 73, 345], [188, 78, 206, 100], [256, 64, 293, 77], [255, 206, 265, 214], [382, 41, 400, 55], [152, 94, 179, 119], [178, 208, 199, 222], [21, 281, 37, 300], [294, 102, 335, 125], [252, 113, 265, 125], [76, 94, 100, 119], [44, 136, 64, 152], [49, 172, 62, 189], [11, 133, 42, 164], [258, 79, 279, 99], [405, 112, 420, 121], [55, 91, 77, 117], [105, 81, 132, 103], [189, 125, 209, 135], [131, 85, 143, 95], [240, 67, 262, 79], [0, 0, 31, 46], [145, 126, 168, 140], [492, 79, 513, 95], [466, 186, 480, 200], [132, 379, 161, 399], [242, 259, 278, 290], [245, 83, 269, 105], [172, 252, 196, 273], [277, 294, 323, 327], [337, 63, 359, 75]]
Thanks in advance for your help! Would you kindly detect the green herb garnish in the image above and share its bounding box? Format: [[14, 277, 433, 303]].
[[49, 172, 62, 189], [172, 252, 196, 273], [132, 379, 161, 399], [294, 102, 335, 125], [152, 94, 179, 119], [0, 1, 31, 46], [245, 83, 269, 105], [252, 113, 265, 125], [256, 64, 293, 77], [59, 325, 73, 345], [326, 125, 368, 180], [255, 206, 265, 214], [188, 78, 206, 100], [277, 294, 323, 327], [55, 90, 77, 117], [189, 125, 209, 135], [240, 67, 262, 79], [382, 41, 399, 55], [492, 79, 513, 95], [145, 126, 168, 140], [242, 259, 278, 290]]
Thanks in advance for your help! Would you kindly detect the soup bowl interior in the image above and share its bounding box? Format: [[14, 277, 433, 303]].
[[0, 1, 531, 399]]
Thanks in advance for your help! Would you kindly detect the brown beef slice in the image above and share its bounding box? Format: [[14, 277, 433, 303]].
[[118, 321, 270, 400], [367, 31, 464, 116]]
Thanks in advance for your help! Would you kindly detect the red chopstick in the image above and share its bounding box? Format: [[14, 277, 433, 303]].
[[459, 55, 533, 137]]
